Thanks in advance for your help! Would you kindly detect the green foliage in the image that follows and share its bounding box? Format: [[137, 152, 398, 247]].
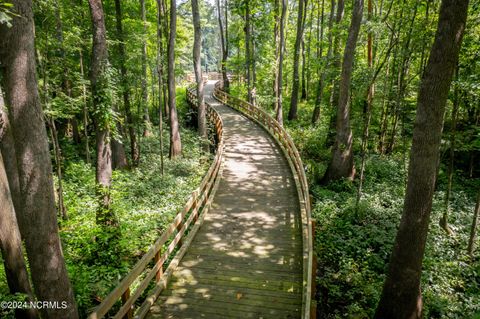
[[54, 127, 210, 316], [310, 154, 480, 318], [0, 1, 16, 27]]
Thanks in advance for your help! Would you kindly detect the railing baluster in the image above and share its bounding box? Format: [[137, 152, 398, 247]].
[[121, 288, 133, 319]]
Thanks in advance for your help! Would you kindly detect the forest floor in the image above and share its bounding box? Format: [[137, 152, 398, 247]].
[[0, 88, 212, 318], [230, 84, 480, 318]]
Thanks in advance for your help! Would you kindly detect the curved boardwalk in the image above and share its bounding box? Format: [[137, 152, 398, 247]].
[[147, 81, 303, 319]]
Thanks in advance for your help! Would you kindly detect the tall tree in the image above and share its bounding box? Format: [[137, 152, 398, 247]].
[[322, 0, 363, 183], [192, 0, 206, 140], [0, 1, 79, 317], [115, 0, 139, 167], [312, 0, 334, 125], [288, 0, 307, 120], [217, 0, 230, 92], [140, 0, 152, 137], [245, 0, 253, 104], [168, 0, 182, 158], [374, 0, 469, 317], [275, 0, 287, 125], [156, 0, 165, 175], [88, 0, 116, 225]]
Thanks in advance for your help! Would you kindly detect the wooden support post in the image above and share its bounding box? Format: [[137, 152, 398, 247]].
[[154, 250, 163, 283], [176, 220, 183, 247], [121, 288, 133, 319]]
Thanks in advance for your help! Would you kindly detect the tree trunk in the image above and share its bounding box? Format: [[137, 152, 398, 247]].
[[321, 0, 363, 183], [140, 0, 152, 137], [79, 49, 91, 163], [467, 190, 480, 257], [275, 0, 287, 126], [115, 0, 139, 167], [374, 1, 468, 317], [168, 0, 182, 158], [245, 0, 252, 103], [192, 0, 206, 140], [324, 0, 345, 146], [0, 1, 79, 317], [156, 0, 165, 175], [48, 118, 68, 219], [111, 119, 129, 170], [88, 0, 117, 226], [217, 0, 230, 92], [312, 0, 332, 125], [0, 153, 38, 319], [288, 0, 307, 120], [356, 0, 374, 207], [0, 89, 38, 319]]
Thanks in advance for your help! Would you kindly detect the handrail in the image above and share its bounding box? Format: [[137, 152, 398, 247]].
[[212, 81, 314, 319], [88, 85, 224, 319]]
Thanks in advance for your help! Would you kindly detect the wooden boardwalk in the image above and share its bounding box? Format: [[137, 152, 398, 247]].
[[147, 81, 303, 319]]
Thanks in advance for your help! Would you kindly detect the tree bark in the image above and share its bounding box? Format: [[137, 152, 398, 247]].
[[322, 0, 363, 183], [288, 0, 307, 120], [217, 0, 230, 92], [0, 89, 38, 319], [156, 0, 165, 175], [275, 0, 287, 126], [140, 0, 152, 137], [168, 0, 182, 158], [192, 0, 206, 140], [0, 153, 38, 319], [0, 1, 79, 317], [115, 0, 139, 167], [245, 0, 253, 104], [374, 1, 469, 317], [88, 0, 117, 226], [312, 0, 333, 125]]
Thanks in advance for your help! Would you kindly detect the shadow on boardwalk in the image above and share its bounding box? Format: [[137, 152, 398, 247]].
[[147, 81, 303, 319]]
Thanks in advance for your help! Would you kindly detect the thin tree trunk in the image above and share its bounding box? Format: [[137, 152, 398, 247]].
[[168, 0, 182, 158], [374, 1, 468, 317], [0, 1, 79, 317], [324, 0, 345, 146], [115, 0, 139, 167], [312, 0, 332, 125], [288, 0, 307, 120], [48, 118, 68, 219], [192, 0, 206, 141], [140, 0, 152, 137], [79, 49, 91, 163], [276, 0, 287, 126], [322, 0, 363, 183], [356, 0, 374, 207], [440, 66, 459, 235], [467, 190, 480, 257], [156, 0, 165, 175], [217, 0, 230, 92], [245, 0, 253, 103]]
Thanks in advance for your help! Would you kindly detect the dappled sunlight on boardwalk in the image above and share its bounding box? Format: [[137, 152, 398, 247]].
[[147, 81, 302, 319]]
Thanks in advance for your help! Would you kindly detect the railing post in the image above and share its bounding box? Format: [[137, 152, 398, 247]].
[[154, 250, 163, 283], [121, 288, 133, 319]]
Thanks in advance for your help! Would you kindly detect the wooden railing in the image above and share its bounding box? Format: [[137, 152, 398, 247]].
[[88, 86, 224, 319], [213, 82, 315, 319]]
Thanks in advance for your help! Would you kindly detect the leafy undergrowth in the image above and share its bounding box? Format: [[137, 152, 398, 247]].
[[273, 98, 480, 318], [59, 128, 211, 316]]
